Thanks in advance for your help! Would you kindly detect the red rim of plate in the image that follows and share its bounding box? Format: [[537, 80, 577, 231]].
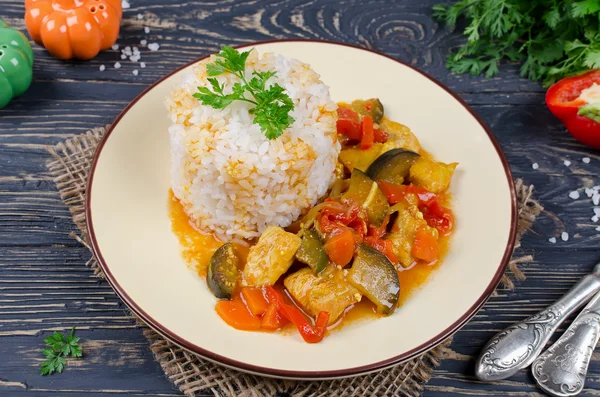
[[85, 39, 518, 380]]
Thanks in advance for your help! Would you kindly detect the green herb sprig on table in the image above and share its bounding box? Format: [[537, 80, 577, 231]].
[[433, 0, 600, 86], [193, 46, 295, 140], [40, 328, 83, 375]]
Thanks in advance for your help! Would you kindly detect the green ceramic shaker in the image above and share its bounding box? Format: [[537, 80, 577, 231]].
[[0, 19, 33, 109]]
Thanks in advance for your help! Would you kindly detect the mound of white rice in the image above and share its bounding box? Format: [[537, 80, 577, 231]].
[[165, 49, 340, 240]]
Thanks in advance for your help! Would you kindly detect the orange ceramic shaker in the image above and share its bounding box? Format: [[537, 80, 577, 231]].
[[25, 0, 122, 60]]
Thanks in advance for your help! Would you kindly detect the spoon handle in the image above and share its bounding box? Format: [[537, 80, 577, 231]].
[[475, 265, 600, 381], [532, 292, 600, 397]]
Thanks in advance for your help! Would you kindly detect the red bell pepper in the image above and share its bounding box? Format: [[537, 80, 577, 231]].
[[401, 185, 437, 206], [360, 115, 374, 150], [379, 182, 454, 236], [364, 235, 397, 264], [336, 107, 388, 145], [264, 286, 330, 343], [377, 180, 405, 204], [336, 107, 362, 140], [546, 69, 600, 149], [422, 201, 454, 236], [373, 128, 388, 143]]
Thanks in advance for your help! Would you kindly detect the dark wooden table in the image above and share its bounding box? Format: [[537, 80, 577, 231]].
[[2, 0, 600, 396]]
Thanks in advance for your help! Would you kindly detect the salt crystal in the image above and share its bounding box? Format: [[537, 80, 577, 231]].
[[111, 44, 119, 51], [120, 54, 127, 59], [125, 46, 131, 52], [549, 237, 557, 243], [114, 62, 121, 69], [133, 46, 139, 53], [137, 14, 143, 20], [140, 62, 146, 68], [594, 193, 600, 206], [140, 39, 147, 45], [594, 207, 600, 217], [99, 64, 105, 71], [569, 191, 580, 199], [144, 27, 150, 34], [129, 55, 140, 62], [148, 42, 160, 51], [596, 226, 600, 232], [122, 0, 130, 9], [532, 163, 539, 170], [583, 157, 591, 164], [564, 160, 572, 166], [586, 188, 594, 198], [561, 232, 569, 241], [592, 215, 599, 222], [132, 69, 139, 76]]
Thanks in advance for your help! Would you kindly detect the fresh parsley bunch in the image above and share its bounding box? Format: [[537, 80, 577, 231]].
[[433, 0, 600, 86], [40, 328, 83, 375], [194, 46, 295, 140]]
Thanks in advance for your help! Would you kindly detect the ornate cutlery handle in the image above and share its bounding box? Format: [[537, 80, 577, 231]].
[[475, 263, 600, 381], [532, 292, 600, 397]]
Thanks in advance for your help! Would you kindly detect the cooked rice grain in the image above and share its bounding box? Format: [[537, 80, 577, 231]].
[[166, 50, 339, 240]]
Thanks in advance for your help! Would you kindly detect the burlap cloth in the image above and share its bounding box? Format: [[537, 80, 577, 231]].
[[46, 125, 543, 397]]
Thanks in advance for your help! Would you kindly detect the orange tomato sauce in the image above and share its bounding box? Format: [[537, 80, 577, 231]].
[[168, 190, 248, 276]]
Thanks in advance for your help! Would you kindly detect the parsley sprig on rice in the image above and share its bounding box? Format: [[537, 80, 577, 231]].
[[193, 46, 295, 140]]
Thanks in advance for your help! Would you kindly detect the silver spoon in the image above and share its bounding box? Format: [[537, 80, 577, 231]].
[[475, 262, 600, 381], [532, 290, 600, 397]]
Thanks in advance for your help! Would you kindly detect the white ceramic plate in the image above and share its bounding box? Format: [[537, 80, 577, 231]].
[[86, 40, 517, 379]]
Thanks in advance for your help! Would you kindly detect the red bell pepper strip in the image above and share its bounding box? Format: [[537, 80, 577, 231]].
[[546, 70, 600, 149], [360, 115, 374, 150], [336, 107, 362, 140], [373, 128, 388, 143], [422, 200, 454, 236], [264, 286, 330, 343], [364, 235, 397, 264], [378, 182, 454, 236], [377, 180, 405, 205], [401, 185, 437, 206]]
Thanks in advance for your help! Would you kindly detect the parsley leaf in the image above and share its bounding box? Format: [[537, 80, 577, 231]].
[[194, 47, 295, 139], [40, 328, 83, 375], [434, 0, 600, 86]]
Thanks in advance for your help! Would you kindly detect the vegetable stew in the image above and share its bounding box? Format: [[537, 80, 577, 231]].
[[169, 99, 457, 343]]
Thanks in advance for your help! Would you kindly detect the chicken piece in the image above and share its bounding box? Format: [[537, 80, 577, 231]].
[[243, 226, 301, 286], [284, 266, 362, 324], [385, 201, 438, 268], [379, 118, 421, 154], [409, 157, 458, 194]]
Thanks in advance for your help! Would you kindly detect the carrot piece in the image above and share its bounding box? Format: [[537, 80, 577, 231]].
[[323, 228, 355, 267], [215, 299, 261, 331], [241, 287, 269, 317], [261, 303, 288, 331], [360, 115, 374, 149], [411, 230, 439, 263]]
